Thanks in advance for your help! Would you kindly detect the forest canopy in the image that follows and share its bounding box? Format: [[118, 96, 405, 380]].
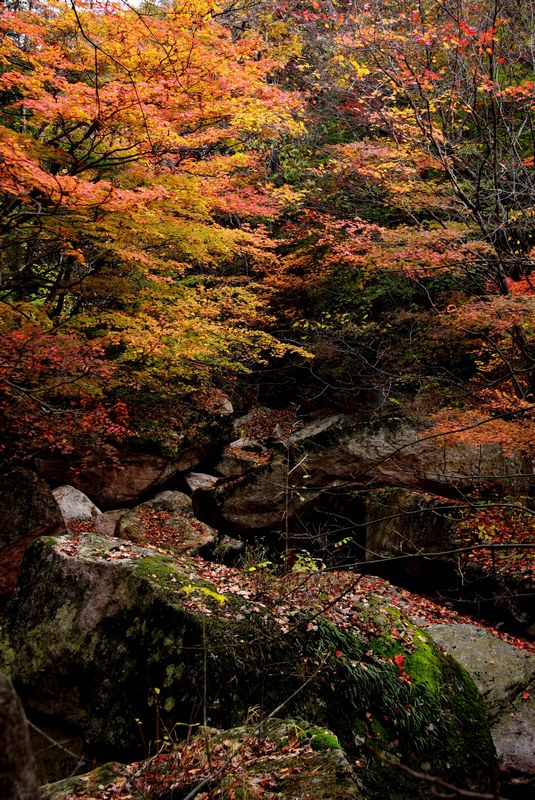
[[0, 0, 533, 464]]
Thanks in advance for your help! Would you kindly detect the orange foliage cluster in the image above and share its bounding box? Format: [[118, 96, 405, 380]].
[[0, 0, 303, 458], [429, 405, 535, 460], [269, 211, 493, 297], [0, 0, 299, 264]]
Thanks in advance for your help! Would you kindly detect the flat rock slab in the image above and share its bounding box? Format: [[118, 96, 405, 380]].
[[42, 720, 362, 800], [184, 472, 219, 492], [41, 763, 122, 800]]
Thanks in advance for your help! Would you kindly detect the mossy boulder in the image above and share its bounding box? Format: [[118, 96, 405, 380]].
[[2, 534, 497, 798], [41, 721, 362, 800]]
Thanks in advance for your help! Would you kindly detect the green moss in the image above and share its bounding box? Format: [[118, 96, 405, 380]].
[[131, 556, 181, 588], [309, 618, 444, 754], [438, 654, 497, 786], [370, 623, 442, 696], [405, 633, 442, 695], [370, 717, 387, 744], [37, 536, 59, 548], [0, 637, 16, 672], [132, 556, 235, 614], [164, 696, 175, 712], [307, 616, 496, 800], [298, 728, 341, 751]]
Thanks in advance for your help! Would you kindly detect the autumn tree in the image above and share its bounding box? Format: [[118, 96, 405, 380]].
[[0, 0, 302, 462], [337, 0, 535, 396], [228, 1, 534, 462]]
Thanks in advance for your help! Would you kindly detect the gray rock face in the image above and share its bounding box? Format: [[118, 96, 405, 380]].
[[427, 624, 535, 716], [195, 415, 530, 532], [35, 446, 204, 508], [93, 510, 127, 538], [52, 486, 102, 523], [0, 670, 40, 800], [287, 415, 529, 491], [184, 472, 219, 492], [492, 688, 535, 775], [147, 490, 193, 514], [365, 488, 461, 561], [0, 468, 65, 594], [426, 624, 535, 775]]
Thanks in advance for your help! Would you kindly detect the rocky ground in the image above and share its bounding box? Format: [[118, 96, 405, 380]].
[[0, 409, 533, 800]]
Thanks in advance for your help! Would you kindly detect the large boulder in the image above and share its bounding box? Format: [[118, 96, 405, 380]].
[[286, 415, 529, 493], [1, 534, 497, 799], [52, 486, 102, 523], [34, 445, 204, 508], [0, 468, 65, 595], [194, 415, 530, 532], [426, 624, 535, 777], [194, 454, 318, 531], [365, 488, 461, 563], [42, 720, 362, 800], [0, 669, 40, 800], [116, 491, 217, 555]]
